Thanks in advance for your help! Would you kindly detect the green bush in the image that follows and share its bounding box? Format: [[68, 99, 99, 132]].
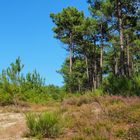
[[133, 75, 140, 96], [19, 89, 50, 104], [0, 91, 13, 106], [104, 75, 140, 96], [25, 111, 62, 139]]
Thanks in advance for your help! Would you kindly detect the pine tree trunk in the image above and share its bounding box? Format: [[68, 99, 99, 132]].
[[94, 59, 97, 89], [126, 35, 131, 76], [69, 47, 72, 74], [100, 44, 103, 84], [69, 34, 73, 74], [85, 56, 89, 80], [96, 75, 100, 88], [69, 34, 73, 93], [93, 75, 97, 91], [115, 55, 118, 75], [118, 1, 125, 76], [100, 23, 103, 84], [114, 47, 118, 75], [93, 45, 97, 90]]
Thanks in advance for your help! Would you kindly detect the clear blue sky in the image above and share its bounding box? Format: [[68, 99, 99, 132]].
[[0, 0, 89, 86]]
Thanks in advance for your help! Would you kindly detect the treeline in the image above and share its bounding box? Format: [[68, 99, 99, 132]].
[[50, 0, 140, 95], [0, 0, 140, 104]]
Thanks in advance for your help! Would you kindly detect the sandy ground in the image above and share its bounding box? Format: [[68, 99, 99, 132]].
[[0, 104, 55, 140], [0, 109, 27, 140]]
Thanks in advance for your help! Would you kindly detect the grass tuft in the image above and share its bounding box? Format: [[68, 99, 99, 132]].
[[25, 111, 62, 139]]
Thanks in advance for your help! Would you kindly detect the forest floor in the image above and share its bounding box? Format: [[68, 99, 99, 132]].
[[0, 95, 140, 140]]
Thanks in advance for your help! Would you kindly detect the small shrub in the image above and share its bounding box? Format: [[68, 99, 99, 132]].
[[124, 125, 140, 140], [83, 127, 93, 135], [114, 128, 127, 138], [25, 111, 62, 138], [85, 88, 103, 97], [77, 96, 91, 106]]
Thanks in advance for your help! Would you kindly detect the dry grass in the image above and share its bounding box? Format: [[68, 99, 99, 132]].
[[0, 95, 140, 140], [60, 95, 140, 140]]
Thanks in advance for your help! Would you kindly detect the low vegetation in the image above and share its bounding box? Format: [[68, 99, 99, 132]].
[[23, 95, 140, 140], [25, 111, 62, 139]]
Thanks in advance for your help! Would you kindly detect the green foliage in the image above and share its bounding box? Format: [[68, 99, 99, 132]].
[[25, 111, 62, 139], [103, 74, 140, 96], [59, 57, 88, 93], [1, 57, 24, 92], [6, 57, 24, 85], [19, 90, 49, 104], [50, 7, 84, 44], [132, 74, 140, 96], [0, 57, 24, 107], [18, 87, 66, 104], [0, 58, 66, 105], [91, 88, 104, 96], [105, 75, 133, 96], [0, 92, 13, 106], [22, 69, 45, 92]]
